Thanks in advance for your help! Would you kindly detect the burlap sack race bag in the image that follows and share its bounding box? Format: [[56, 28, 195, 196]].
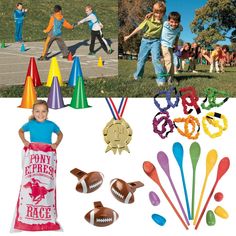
[[12, 143, 61, 231]]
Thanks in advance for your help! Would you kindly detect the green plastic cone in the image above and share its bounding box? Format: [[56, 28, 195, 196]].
[[1, 40, 6, 48], [70, 76, 91, 109]]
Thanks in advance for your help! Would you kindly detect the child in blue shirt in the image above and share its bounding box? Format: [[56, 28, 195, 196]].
[[161, 12, 183, 84], [19, 100, 63, 149], [13, 2, 27, 42]]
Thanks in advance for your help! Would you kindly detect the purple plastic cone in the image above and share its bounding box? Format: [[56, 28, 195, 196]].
[[47, 76, 65, 109]]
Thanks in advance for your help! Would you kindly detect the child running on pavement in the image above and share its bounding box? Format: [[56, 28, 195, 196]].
[[77, 4, 113, 55], [38, 5, 74, 61]]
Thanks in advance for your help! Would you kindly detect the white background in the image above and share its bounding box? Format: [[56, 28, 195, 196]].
[[0, 98, 235, 235]]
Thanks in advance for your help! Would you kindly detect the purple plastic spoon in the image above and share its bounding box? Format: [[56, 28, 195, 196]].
[[157, 151, 190, 225]]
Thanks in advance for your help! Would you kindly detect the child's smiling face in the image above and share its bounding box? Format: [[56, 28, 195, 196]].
[[33, 104, 48, 123], [153, 11, 164, 21], [85, 7, 92, 16], [168, 19, 179, 29]]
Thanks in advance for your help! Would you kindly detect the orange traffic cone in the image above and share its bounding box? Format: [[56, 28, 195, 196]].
[[68, 52, 73, 61], [18, 76, 37, 109]]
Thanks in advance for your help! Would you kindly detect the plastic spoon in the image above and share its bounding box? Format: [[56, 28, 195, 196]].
[[195, 157, 230, 229], [157, 151, 190, 225], [143, 161, 189, 230], [172, 142, 191, 220], [190, 142, 201, 220], [193, 149, 218, 225]]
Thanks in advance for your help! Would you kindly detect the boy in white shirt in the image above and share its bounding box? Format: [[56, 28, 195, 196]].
[[77, 5, 113, 55]]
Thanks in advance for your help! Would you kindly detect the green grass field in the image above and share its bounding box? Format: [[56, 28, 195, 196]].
[[117, 59, 236, 97], [0, 0, 117, 42]]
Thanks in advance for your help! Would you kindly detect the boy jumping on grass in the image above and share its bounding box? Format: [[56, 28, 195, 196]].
[[77, 4, 113, 55], [38, 5, 74, 61]]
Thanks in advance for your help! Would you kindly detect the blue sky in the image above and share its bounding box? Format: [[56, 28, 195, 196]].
[[166, 0, 230, 44]]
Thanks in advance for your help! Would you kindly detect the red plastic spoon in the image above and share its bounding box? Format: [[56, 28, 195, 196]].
[[143, 161, 189, 230], [195, 157, 230, 229]]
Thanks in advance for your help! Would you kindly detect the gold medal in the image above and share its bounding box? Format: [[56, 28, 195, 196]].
[[103, 118, 132, 154]]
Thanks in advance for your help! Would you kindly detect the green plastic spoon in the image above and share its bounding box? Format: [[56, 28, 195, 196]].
[[193, 149, 218, 225], [190, 142, 201, 220]]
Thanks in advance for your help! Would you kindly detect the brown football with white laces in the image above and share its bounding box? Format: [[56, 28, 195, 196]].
[[110, 178, 144, 204], [70, 168, 104, 193], [85, 201, 119, 227]]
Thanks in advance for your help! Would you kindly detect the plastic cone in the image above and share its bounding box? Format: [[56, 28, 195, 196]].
[[70, 76, 91, 109], [46, 57, 64, 87], [1, 40, 6, 48], [68, 56, 83, 87], [68, 52, 73, 61], [18, 76, 37, 109], [97, 56, 103, 67], [20, 43, 26, 52], [47, 76, 65, 109], [25, 57, 42, 87]]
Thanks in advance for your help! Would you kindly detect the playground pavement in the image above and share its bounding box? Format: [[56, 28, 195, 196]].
[[0, 39, 118, 86]]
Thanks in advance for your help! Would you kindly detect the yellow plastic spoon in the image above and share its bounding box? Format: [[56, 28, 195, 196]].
[[193, 149, 218, 225]]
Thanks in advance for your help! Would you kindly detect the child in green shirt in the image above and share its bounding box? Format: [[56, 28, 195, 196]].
[[124, 1, 166, 86]]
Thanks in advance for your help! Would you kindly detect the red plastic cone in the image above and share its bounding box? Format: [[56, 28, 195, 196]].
[[68, 52, 73, 61], [25, 57, 42, 87]]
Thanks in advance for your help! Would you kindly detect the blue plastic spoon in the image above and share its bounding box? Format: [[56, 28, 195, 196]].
[[172, 142, 191, 220]]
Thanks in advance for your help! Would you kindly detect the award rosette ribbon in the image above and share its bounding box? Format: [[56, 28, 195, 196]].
[[103, 98, 132, 154]]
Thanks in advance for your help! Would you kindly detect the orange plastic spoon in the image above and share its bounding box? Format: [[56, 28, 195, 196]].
[[143, 161, 189, 230]]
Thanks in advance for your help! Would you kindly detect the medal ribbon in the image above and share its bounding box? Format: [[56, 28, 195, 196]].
[[105, 97, 128, 120]]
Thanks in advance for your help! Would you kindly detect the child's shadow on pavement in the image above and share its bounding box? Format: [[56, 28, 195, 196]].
[[48, 39, 90, 58], [68, 39, 90, 55]]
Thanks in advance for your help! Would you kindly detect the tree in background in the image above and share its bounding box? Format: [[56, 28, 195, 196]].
[[190, 0, 236, 46], [118, 0, 165, 55]]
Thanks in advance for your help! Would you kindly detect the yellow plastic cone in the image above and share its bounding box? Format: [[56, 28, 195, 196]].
[[97, 56, 103, 67], [46, 57, 64, 87], [18, 76, 37, 109]]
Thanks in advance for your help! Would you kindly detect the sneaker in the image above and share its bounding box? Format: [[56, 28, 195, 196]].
[[167, 77, 173, 85], [174, 71, 179, 75], [88, 52, 95, 55], [192, 70, 198, 73], [107, 49, 114, 54], [37, 56, 48, 61], [157, 81, 165, 87], [62, 55, 68, 59]]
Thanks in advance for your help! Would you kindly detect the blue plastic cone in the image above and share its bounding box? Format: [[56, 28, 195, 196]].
[[68, 56, 83, 87], [47, 76, 65, 109], [20, 43, 26, 52]]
